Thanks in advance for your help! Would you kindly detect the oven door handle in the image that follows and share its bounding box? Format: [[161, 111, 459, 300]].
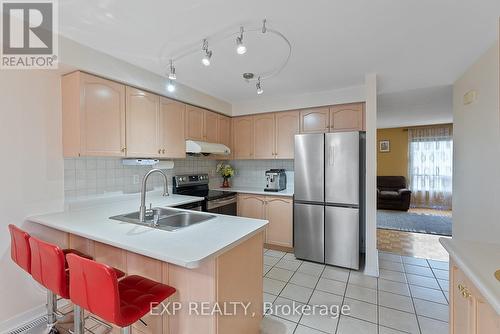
[[207, 196, 237, 209]]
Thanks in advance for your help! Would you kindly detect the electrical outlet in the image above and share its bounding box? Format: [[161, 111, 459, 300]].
[[133, 175, 140, 184]]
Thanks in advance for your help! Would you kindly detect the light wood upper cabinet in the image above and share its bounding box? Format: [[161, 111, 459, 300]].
[[62, 71, 126, 157], [265, 197, 293, 248], [299, 107, 330, 133], [217, 115, 231, 148], [237, 194, 265, 219], [254, 114, 276, 159], [185, 105, 204, 141], [232, 116, 254, 159], [204, 110, 219, 142], [159, 97, 186, 159], [450, 260, 500, 334], [275, 111, 299, 159], [125, 87, 160, 158], [330, 103, 365, 132]]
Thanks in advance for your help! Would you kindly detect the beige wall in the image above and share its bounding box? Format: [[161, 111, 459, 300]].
[[452, 39, 500, 243], [0, 71, 66, 331], [377, 127, 409, 178]]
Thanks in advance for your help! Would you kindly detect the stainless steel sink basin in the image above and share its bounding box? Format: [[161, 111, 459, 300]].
[[110, 208, 215, 231]]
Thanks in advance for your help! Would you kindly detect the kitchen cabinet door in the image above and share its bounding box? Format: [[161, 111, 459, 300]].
[[204, 110, 219, 142], [265, 197, 293, 248], [232, 116, 254, 159], [451, 262, 474, 334], [185, 105, 204, 141], [159, 97, 186, 158], [275, 111, 299, 159], [253, 113, 276, 159], [125, 87, 160, 157], [237, 194, 265, 219], [62, 71, 126, 157], [300, 107, 329, 133], [329, 103, 364, 132], [217, 115, 232, 158]]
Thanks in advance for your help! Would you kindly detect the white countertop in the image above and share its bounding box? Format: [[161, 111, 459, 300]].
[[27, 192, 268, 269], [212, 186, 294, 197], [440, 238, 500, 314]]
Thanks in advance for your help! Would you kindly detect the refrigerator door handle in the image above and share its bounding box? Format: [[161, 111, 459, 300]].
[[328, 145, 335, 166]]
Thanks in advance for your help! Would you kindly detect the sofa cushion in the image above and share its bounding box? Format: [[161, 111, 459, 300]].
[[379, 190, 401, 199], [377, 176, 407, 191]]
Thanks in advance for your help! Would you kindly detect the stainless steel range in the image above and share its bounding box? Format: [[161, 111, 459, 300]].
[[172, 174, 237, 215]]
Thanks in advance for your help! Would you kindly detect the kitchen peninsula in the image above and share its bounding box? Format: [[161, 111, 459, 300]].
[[27, 191, 267, 334]]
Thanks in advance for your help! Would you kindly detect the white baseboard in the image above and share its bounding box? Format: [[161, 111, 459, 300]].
[[0, 304, 45, 334]]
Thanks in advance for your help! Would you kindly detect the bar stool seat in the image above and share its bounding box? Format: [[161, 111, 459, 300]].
[[67, 253, 176, 333]]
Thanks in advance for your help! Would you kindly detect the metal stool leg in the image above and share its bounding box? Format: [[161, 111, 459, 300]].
[[122, 326, 132, 334], [46, 290, 58, 331], [74, 305, 85, 334]]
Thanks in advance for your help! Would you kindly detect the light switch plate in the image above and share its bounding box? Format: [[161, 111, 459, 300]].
[[463, 90, 477, 105]]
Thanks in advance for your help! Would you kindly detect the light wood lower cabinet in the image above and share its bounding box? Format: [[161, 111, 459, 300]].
[[237, 194, 293, 248], [450, 260, 500, 334]]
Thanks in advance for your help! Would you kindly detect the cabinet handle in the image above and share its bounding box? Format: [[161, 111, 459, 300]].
[[458, 284, 472, 299], [162, 149, 166, 154], [121, 147, 127, 152], [158, 149, 162, 154]]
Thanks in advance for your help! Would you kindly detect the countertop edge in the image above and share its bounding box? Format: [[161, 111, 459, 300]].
[[439, 238, 500, 315]]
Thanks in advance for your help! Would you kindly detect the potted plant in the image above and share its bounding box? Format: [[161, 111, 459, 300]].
[[216, 162, 235, 188]]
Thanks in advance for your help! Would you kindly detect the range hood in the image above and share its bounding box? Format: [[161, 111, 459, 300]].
[[186, 140, 231, 155]]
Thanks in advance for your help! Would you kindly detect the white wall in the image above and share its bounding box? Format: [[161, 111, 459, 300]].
[[232, 85, 365, 115], [452, 41, 500, 243], [59, 36, 232, 116], [364, 74, 379, 277], [0, 71, 66, 331], [377, 85, 453, 129]]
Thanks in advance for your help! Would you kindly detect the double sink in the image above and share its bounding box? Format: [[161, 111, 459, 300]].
[[110, 207, 215, 232]]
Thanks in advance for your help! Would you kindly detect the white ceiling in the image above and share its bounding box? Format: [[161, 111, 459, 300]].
[[59, 0, 500, 104]]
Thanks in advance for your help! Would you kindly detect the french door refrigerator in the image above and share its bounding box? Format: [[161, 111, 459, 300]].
[[294, 131, 365, 269]]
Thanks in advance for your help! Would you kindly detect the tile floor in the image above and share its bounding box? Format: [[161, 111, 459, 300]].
[[262, 249, 449, 334]]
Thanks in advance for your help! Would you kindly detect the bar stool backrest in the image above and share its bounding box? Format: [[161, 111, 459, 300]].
[[8, 224, 31, 274]]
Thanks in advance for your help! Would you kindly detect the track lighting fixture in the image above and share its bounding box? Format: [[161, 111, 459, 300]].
[[201, 39, 212, 66], [256, 77, 263, 95], [168, 60, 176, 80], [236, 26, 247, 55], [167, 80, 175, 92]]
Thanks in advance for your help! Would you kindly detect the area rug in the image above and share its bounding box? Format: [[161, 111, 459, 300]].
[[377, 210, 452, 236]]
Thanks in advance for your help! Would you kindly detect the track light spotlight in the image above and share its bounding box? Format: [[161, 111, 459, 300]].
[[236, 26, 247, 55], [256, 77, 263, 95], [167, 80, 175, 92], [168, 60, 176, 80], [201, 39, 212, 66]]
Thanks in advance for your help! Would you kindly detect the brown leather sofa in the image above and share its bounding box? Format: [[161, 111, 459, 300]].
[[377, 176, 412, 211]]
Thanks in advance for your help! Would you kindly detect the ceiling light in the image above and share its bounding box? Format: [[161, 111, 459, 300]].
[[256, 77, 263, 95], [201, 39, 212, 66], [236, 26, 247, 55], [167, 80, 175, 92], [168, 60, 176, 80]]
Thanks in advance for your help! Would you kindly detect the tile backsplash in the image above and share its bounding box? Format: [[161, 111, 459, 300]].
[[228, 159, 294, 189], [64, 156, 222, 200], [64, 157, 294, 200]]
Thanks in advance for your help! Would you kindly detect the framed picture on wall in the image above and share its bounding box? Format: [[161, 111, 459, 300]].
[[379, 140, 390, 152]]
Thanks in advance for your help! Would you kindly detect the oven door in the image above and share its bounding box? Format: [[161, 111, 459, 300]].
[[207, 195, 237, 216]]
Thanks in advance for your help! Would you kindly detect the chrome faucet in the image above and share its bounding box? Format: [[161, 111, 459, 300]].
[[139, 169, 169, 222]]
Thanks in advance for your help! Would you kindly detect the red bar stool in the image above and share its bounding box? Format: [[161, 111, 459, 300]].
[[8, 224, 31, 274], [66, 253, 176, 334]]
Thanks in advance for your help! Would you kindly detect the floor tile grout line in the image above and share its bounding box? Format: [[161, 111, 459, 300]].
[[403, 259, 423, 334], [427, 258, 450, 304], [333, 269, 350, 334]]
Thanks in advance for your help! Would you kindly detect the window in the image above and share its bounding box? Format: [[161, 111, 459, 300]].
[[408, 125, 453, 210]]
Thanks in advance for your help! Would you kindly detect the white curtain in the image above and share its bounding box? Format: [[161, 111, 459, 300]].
[[408, 125, 453, 210]]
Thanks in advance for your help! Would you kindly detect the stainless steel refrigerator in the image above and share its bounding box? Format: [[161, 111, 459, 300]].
[[294, 131, 365, 269]]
